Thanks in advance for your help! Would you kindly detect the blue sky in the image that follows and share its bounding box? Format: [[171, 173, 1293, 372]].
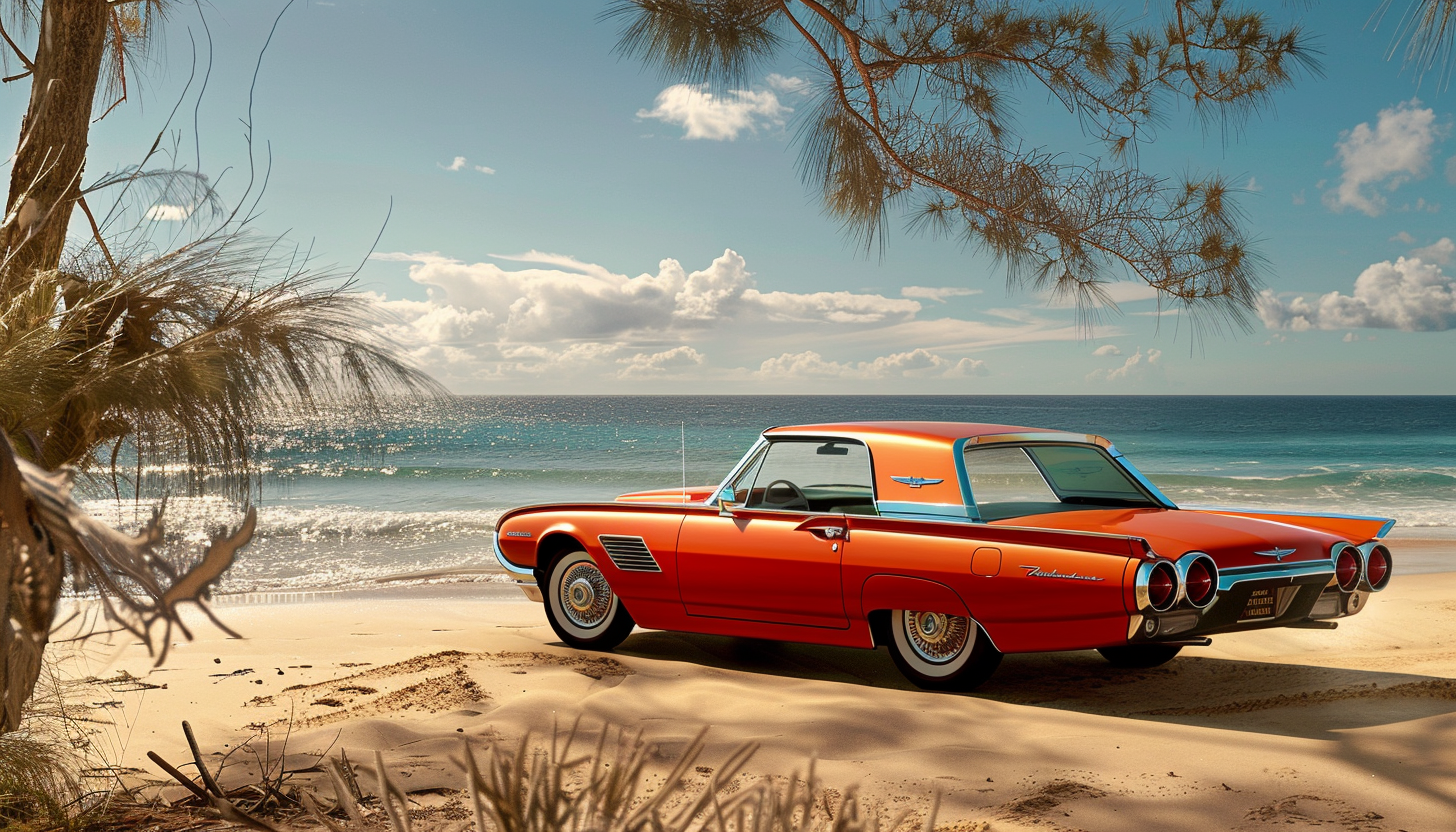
[[19, 1, 1456, 394]]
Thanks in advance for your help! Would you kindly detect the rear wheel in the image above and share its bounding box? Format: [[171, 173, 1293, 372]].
[[887, 610, 1002, 691], [543, 550, 635, 650], [1096, 644, 1182, 668]]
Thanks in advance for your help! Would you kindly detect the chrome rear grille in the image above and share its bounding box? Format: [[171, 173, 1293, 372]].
[[599, 535, 661, 572]]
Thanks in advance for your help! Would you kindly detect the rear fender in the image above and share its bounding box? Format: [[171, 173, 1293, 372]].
[[1205, 510, 1394, 544], [861, 574, 970, 619]]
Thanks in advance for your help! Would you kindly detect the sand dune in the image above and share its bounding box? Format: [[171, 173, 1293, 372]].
[[52, 559, 1456, 831]]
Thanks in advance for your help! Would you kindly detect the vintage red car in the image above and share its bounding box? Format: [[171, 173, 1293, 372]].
[[492, 422, 1394, 690]]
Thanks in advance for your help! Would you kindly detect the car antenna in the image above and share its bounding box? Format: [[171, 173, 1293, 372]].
[[681, 421, 687, 502]]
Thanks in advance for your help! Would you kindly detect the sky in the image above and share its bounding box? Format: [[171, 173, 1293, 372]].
[[12, 1, 1456, 394]]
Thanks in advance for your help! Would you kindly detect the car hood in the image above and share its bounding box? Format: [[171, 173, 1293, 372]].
[[994, 507, 1342, 568]]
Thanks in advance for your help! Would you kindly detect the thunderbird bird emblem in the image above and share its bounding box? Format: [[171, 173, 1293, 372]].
[[891, 475, 943, 488], [1253, 547, 1297, 561]]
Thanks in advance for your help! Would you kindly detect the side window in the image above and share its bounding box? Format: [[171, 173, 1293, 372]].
[[963, 446, 1058, 518], [743, 440, 876, 514]]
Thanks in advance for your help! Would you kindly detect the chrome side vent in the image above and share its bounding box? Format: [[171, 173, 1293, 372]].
[[599, 535, 661, 572]]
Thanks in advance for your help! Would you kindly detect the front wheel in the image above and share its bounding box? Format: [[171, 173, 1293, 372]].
[[543, 550, 635, 650], [1096, 644, 1182, 668], [887, 610, 1002, 691]]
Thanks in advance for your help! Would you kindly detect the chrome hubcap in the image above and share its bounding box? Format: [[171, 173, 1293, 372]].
[[560, 562, 612, 628], [904, 611, 970, 664]]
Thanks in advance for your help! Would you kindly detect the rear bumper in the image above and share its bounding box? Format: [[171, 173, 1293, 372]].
[[1129, 556, 1346, 642]]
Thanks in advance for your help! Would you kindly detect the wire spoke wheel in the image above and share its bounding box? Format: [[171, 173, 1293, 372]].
[[560, 561, 613, 628], [888, 608, 1001, 691], [543, 550, 635, 650], [902, 611, 970, 663]]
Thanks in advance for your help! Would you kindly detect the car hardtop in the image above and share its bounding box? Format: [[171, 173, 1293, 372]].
[[761, 421, 1114, 449]]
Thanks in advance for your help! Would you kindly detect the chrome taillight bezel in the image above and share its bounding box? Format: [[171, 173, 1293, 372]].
[[1362, 544, 1393, 592], [1135, 560, 1180, 613], [1333, 542, 1364, 593], [1176, 552, 1219, 609]]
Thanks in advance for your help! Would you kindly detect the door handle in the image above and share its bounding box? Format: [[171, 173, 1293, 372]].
[[795, 516, 848, 541]]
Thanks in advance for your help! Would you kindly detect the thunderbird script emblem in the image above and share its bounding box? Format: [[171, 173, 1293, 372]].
[[1253, 547, 1297, 561], [891, 475, 943, 488]]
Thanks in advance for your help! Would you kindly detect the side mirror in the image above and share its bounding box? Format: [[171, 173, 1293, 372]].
[[718, 486, 742, 516]]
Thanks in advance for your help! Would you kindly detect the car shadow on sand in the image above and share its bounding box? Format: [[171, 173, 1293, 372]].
[[612, 630, 1456, 741]]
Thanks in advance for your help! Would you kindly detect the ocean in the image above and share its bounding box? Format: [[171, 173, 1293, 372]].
[[81, 396, 1456, 594]]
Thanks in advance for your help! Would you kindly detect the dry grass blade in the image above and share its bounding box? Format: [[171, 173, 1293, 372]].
[[327, 754, 368, 826], [374, 748, 413, 832]]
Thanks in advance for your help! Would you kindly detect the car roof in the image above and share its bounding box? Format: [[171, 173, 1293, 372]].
[[763, 421, 1079, 445]]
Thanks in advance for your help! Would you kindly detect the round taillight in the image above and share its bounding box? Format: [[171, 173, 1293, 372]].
[[1365, 545, 1392, 591], [1147, 562, 1178, 612], [1184, 557, 1216, 608], [1335, 545, 1362, 592]]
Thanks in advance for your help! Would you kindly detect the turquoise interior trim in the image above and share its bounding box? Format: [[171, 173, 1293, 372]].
[[877, 501, 976, 521]]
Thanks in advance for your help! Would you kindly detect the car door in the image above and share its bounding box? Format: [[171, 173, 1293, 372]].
[[677, 439, 873, 628]]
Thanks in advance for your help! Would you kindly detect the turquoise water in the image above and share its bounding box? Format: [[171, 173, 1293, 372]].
[[84, 396, 1456, 592]]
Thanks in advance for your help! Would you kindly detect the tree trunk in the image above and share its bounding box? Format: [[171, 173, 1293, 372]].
[[1, 0, 110, 297], [0, 0, 109, 730]]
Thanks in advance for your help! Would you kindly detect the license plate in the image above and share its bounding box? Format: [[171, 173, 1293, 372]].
[[1240, 587, 1278, 621]]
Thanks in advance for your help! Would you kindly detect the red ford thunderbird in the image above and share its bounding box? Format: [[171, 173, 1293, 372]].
[[492, 422, 1394, 690]]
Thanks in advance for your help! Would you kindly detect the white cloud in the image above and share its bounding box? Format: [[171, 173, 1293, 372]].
[[1411, 237, 1456, 265], [1040, 280, 1161, 308], [637, 84, 790, 140], [1292, 190, 1306, 205], [365, 249, 1096, 392], [1257, 256, 1456, 331], [1398, 196, 1441, 213], [438, 156, 494, 174], [756, 348, 987, 380], [1324, 99, 1443, 216], [1087, 348, 1162, 383], [1391, 231, 1417, 244], [765, 74, 811, 95], [1343, 332, 1358, 343], [368, 249, 923, 367], [1244, 176, 1263, 192], [145, 204, 191, 221], [901, 285, 982, 303], [1092, 344, 1122, 356], [617, 346, 707, 378]]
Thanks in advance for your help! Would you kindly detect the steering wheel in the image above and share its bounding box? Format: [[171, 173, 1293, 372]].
[[762, 479, 810, 511]]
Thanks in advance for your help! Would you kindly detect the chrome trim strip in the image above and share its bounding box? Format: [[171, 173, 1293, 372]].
[[708, 436, 769, 505], [1106, 445, 1179, 509], [967, 431, 1110, 446], [1217, 560, 1335, 591], [492, 534, 538, 580], [1187, 505, 1397, 533]]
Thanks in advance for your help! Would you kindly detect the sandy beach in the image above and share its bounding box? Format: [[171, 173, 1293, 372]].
[[50, 537, 1456, 831]]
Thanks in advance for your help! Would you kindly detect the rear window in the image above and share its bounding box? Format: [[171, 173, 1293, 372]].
[[963, 443, 1156, 520]]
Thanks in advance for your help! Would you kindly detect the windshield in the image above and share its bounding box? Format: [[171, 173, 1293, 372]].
[[963, 443, 1158, 520]]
